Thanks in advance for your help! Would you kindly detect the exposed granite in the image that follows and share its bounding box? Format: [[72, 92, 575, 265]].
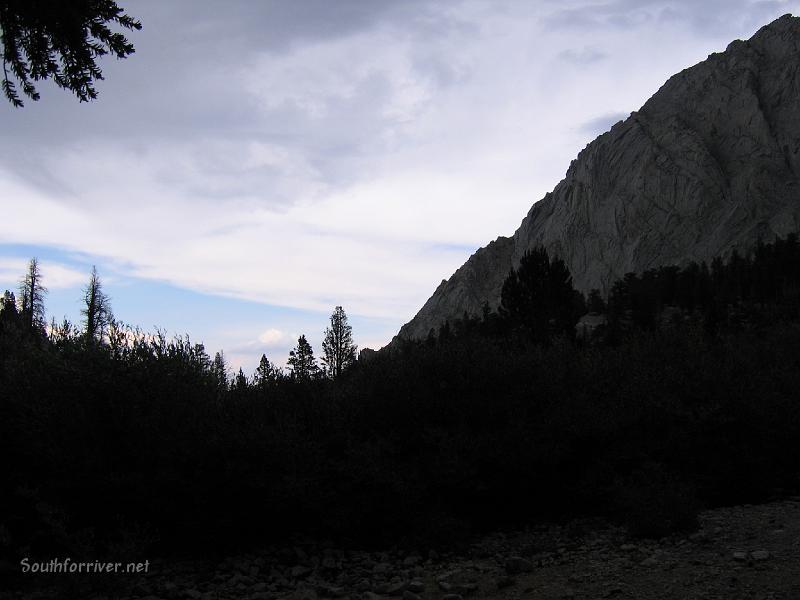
[[398, 14, 800, 341]]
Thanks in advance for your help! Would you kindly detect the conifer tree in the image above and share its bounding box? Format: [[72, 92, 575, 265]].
[[1, 0, 142, 107], [81, 266, 112, 343], [321, 306, 357, 379], [18, 257, 47, 331], [211, 351, 228, 389], [287, 335, 318, 381], [253, 353, 281, 387], [499, 247, 577, 342], [232, 367, 249, 391]]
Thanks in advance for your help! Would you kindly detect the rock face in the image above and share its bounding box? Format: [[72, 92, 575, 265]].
[[398, 14, 800, 341]]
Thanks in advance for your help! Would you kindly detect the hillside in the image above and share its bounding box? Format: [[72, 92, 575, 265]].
[[399, 14, 800, 340]]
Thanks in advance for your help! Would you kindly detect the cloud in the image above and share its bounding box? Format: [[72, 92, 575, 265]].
[[0, 0, 795, 354], [0, 258, 86, 291], [258, 328, 288, 346], [557, 47, 609, 65], [577, 112, 630, 137], [542, 0, 795, 36]]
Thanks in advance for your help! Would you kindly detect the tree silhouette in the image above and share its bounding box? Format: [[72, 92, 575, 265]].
[[0, 289, 20, 333], [288, 335, 318, 381], [81, 266, 112, 343], [253, 353, 281, 388], [18, 257, 46, 331], [232, 367, 248, 392], [499, 247, 578, 342], [211, 351, 228, 390], [587, 289, 606, 314], [321, 306, 357, 379], [0, 0, 142, 107]]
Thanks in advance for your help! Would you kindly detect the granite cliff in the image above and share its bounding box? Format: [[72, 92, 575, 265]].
[[398, 14, 800, 341]]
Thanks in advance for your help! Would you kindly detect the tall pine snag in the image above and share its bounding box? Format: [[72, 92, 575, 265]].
[[0, 0, 142, 107], [287, 335, 318, 381], [322, 305, 357, 379], [81, 266, 112, 343], [19, 257, 46, 331]]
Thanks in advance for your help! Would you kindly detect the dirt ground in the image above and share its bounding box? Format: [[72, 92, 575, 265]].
[[5, 498, 800, 600]]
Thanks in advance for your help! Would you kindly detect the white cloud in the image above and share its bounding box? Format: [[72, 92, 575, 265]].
[[1, 0, 795, 350], [0, 257, 86, 291], [258, 327, 288, 346]]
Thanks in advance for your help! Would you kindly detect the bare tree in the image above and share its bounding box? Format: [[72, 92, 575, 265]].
[[321, 306, 357, 379], [81, 266, 112, 342], [18, 257, 46, 330]]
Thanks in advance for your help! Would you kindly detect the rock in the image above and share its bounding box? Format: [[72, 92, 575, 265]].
[[402, 593, 422, 600], [620, 544, 637, 552], [291, 565, 312, 579], [453, 582, 478, 595], [396, 14, 800, 341], [689, 532, 709, 544], [407, 580, 425, 593], [639, 556, 659, 567], [318, 585, 347, 598], [732, 551, 748, 561], [385, 581, 407, 595], [496, 576, 515, 589], [504, 556, 533, 574], [402, 555, 421, 567], [751, 550, 771, 561]]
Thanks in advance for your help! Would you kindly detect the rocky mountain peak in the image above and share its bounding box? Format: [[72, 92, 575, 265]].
[[397, 14, 800, 342]]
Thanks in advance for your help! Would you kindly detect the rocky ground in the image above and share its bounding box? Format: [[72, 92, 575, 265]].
[[5, 499, 800, 600]]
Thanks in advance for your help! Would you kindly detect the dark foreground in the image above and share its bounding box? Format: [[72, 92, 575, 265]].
[[5, 498, 800, 600]]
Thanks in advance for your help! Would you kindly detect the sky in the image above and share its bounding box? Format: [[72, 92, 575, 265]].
[[0, 0, 796, 373]]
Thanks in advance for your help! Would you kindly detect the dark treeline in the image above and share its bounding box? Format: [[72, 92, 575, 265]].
[[2, 235, 800, 563]]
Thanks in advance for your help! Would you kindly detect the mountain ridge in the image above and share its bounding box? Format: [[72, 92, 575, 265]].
[[397, 13, 800, 341]]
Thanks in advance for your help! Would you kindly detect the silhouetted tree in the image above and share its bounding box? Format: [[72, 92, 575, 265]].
[[0, 0, 142, 107], [499, 247, 578, 342], [587, 288, 606, 314], [288, 335, 318, 381], [253, 353, 281, 388], [0, 289, 20, 333], [232, 367, 248, 392], [81, 266, 112, 343], [18, 257, 46, 331], [322, 305, 357, 379], [211, 351, 228, 390]]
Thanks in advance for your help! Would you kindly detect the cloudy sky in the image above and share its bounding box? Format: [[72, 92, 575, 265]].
[[0, 0, 795, 372]]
